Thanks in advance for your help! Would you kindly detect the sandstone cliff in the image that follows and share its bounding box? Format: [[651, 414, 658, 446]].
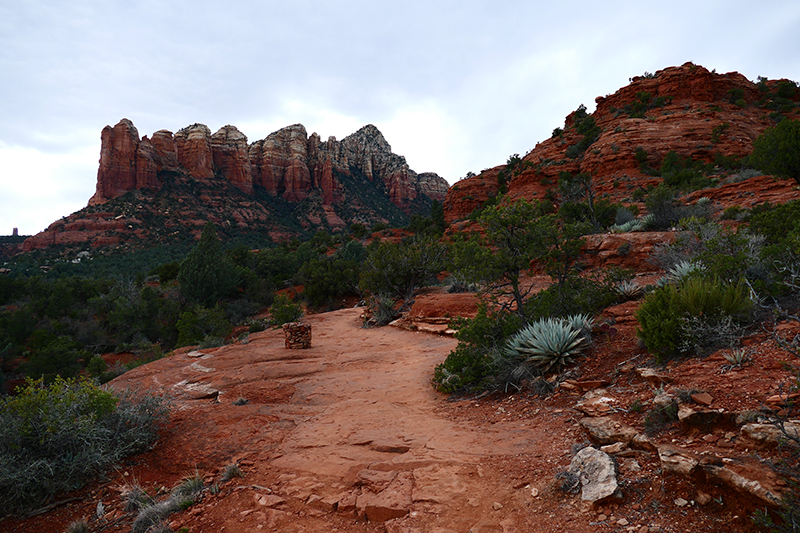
[[444, 62, 800, 223], [90, 121, 447, 212], [24, 121, 448, 252]]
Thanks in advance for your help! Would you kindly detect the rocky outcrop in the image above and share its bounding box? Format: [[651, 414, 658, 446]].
[[443, 169, 502, 224], [443, 63, 799, 223], [91, 120, 447, 213], [26, 120, 449, 252], [174, 124, 215, 180], [89, 119, 162, 204], [211, 125, 252, 193]]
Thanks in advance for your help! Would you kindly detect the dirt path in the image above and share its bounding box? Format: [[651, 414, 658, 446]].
[[7, 304, 772, 532], [102, 307, 582, 532]]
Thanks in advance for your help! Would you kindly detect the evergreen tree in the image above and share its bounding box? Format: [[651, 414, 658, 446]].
[[750, 119, 800, 183], [178, 223, 239, 306]]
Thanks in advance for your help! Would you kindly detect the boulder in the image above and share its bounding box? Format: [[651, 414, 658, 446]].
[[567, 447, 621, 503]]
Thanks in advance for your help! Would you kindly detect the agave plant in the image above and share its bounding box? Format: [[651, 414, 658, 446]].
[[657, 260, 702, 287], [723, 348, 752, 367], [503, 317, 590, 374], [611, 214, 655, 233], [565, 313, 594, 338], [615, 280, 646, 301]]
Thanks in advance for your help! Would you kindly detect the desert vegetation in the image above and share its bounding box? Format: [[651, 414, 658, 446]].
[[0, 377, 168, 513]]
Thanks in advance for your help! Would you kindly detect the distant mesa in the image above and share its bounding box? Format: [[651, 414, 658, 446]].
[[91, 120, 448, 212]]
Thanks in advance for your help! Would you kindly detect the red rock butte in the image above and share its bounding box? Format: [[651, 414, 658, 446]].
[[91, 121, 448, 212]]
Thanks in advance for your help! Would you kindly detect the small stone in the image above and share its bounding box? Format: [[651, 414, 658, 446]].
[[492, 502, 503, 510], [530, 487, 539, 498], [696, 492, 712, 506], [617, 518, 629, 526], [674, 498, 689, 507], [691, 392, 713, 406], [601, 442, 627, 454], [597, 514, 607, 521]]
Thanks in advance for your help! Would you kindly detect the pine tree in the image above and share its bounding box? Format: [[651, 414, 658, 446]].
[[177, 223, 239, 306]]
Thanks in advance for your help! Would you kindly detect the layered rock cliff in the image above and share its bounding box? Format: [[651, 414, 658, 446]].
[[444, 62, 800, 223], [90, 121, 447, 212], [22, 121, 448, 252]]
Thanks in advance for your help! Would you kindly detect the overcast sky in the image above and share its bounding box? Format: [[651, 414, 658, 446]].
[[1, 1, 799, 235]]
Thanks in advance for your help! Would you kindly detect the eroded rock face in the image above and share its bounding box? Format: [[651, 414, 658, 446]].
[[92, 120, 447, 212], [211, 125, 252, 194], [90, 119, 162, 204], [174, 124, 215, 179]]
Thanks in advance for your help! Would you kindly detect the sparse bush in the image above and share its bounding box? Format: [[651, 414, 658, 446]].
[[174, 471, 205, 500], [132, 500, 181, 533], [721, 205, 746, 220], [643, 402, 679, 435], [362, 295, 397, 328], [221, 463, 243, 482], [0, 377, 169, 513], [124, 484, 155, 512]]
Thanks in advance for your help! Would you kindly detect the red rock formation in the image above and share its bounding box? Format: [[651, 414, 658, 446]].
[[443, 63, 799, 223], [417, 172, 448, 203], [89, 119, 161, 205], [174, 124, 214, 179], [250, 124, 312, 199], [443, 169, 502, 224], [89, 119, 447, 216], [210, 126, 252, 194]]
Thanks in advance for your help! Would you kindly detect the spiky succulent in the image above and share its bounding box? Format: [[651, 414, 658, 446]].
[[657, 260, 702, 287], [503, 316, 590, 373], [723, 348, 752, 367], [611, 214, 655, 233], [615, 280, 646, 300]]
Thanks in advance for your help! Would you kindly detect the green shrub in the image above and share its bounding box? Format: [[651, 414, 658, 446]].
[[747, 200, 800, 244], [268, 293, 304, 326], [636, 277, 752, 360], [432, 343, 495, 393], [178, 223, 240, 306], [176, 304, 232, 346], [0, 377, 169, 513], [643, 402, 679, 435], [432, 304, 521, 393], [749, 119, 800, 184]]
